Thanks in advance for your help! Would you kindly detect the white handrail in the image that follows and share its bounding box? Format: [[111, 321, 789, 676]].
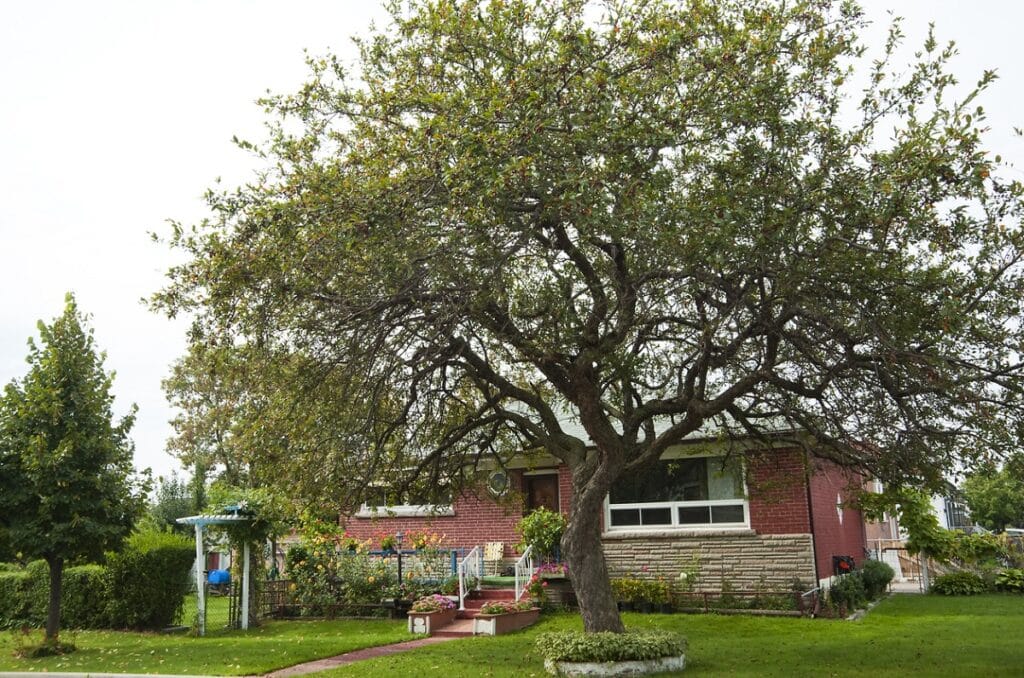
[[458, 545, 482, 610], [514, 545, 535, 601]]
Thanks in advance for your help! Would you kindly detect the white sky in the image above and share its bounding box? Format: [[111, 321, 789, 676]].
[[1, 1, 1022, 482]]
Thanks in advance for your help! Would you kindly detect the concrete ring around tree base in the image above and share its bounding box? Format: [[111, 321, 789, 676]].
[[544, 654, 686, 676]]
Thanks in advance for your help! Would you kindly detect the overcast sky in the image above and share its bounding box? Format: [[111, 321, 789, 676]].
[[2, 1, 1022, 483]]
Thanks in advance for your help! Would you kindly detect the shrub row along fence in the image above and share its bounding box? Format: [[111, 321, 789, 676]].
[[278, 547, 462, 618], [0, 530, 195, 631]]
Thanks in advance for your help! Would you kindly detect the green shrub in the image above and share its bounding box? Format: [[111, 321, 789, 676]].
[[516, 508, 567, 561], [995, 568, 1024, 593], [861, 560, 895, 599], [0, 562, 23, 572], [931, 571, 989, 596], [536, 630, 686, 663], [828, 572, 867, 610], [0, 570, 31, 628], [4, 561, 110, 629], [61, 565, 109, 628], [22, 560, 51, 625], [105, 529, 195, 629]]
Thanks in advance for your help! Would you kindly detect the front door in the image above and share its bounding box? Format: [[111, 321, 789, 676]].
[[525, 473, 560, 513]]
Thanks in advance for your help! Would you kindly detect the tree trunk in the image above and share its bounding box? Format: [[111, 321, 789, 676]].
[[44, 555, 64, 644], [562, 481, 625, 633]]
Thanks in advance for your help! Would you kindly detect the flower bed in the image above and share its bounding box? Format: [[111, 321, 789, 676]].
[[408, 607, 457, 634], [407, 594, 458, 634], [472, 601, 540, 636], [536, 630, 687, 676]]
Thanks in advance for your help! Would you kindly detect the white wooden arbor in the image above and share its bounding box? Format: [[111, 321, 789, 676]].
[[175, 512, 254, 636]]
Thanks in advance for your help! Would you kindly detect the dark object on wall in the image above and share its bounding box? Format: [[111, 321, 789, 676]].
[[833, 555, 855, 576]]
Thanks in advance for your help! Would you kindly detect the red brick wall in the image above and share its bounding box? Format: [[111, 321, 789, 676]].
[[558, 465, 573, 514], [341, 470, 531, 558], [339, 451, 862, 571], [807, 460, 867, 580], [746, 448, 812, 534]]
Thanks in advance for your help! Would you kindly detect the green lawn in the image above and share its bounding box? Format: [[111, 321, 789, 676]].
[[2, 595, 1020, 676], [321, 595, 1024, 677], [0, 618, 412, 676]]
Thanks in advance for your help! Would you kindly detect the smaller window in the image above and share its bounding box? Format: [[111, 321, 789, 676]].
[[356, 485, 455, 518]]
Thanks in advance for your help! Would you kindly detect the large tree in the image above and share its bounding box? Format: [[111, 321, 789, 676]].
[[0, 295, 146, 644], [156, 0, 1024, 631]]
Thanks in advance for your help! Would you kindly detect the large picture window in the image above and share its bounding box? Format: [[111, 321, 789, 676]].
[[605, 455, 747, 530]]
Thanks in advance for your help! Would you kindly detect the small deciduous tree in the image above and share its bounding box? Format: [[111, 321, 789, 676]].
[[0, 294, 146, 646], [156, 1, 1024, 631], [145, 472, 203, 535], [962, 455, 1024, 532]]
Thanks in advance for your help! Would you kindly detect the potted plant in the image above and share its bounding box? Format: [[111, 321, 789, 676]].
[[516, 507, 567, 562], [378, 534, 397, 554], [636, 580, 654, 614], [526, 574, 549, 608], [612, 577, 638, 612], [650, 578, 672, 613], [407, 594, 457, 634]]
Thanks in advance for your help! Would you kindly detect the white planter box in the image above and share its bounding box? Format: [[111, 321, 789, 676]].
[[544, 654, 686, 676]]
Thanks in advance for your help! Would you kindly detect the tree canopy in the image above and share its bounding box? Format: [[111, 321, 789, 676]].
[[156, 0, 1024, 631], [0, 294, 146, 643], [962, 454, 1024, 532]]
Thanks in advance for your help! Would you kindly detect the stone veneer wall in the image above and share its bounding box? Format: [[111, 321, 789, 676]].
[[602, 530, 816, 591]]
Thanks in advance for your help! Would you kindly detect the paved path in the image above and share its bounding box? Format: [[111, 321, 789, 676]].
[[0, 637, 460, 678], [256, 635, 459, 677], [889, 580, 925, 594]]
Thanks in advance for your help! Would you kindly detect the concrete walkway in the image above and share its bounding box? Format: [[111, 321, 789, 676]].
[[0, 674, 222, 678], [256, 635, 459, 677], [0, 636, 460, 678], [889, 580, 925, 594]]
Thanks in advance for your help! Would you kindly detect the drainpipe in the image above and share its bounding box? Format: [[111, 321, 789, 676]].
[[805, 471, 820, 584]]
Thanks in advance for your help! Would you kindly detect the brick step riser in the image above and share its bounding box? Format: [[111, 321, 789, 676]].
[[467, 589, 516, 601], [463, 598, 519, 609]]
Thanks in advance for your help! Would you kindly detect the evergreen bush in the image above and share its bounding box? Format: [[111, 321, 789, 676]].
[[861, 560, 895, 599], [828, 572, 867, 610]]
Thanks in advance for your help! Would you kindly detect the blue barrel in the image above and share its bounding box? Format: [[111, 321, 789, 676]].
[[208, 569, 231, 585]]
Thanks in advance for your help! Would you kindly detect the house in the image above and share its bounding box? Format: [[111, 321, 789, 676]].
[[341, 437, 868, 591]]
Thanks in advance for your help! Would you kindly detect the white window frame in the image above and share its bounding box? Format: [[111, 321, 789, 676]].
[[354, 483, 455, 518], [603, 453, 749, 532], [354, 504, 455, 518]]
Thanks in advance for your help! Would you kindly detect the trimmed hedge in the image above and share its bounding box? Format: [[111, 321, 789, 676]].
[[536, 630, 687, 663], [0, 529, 195, 630], [0, 570, 30, 627], [105, 530, 195, 629], [62, 565, 109, 628], [0, 562, 107, 629]]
